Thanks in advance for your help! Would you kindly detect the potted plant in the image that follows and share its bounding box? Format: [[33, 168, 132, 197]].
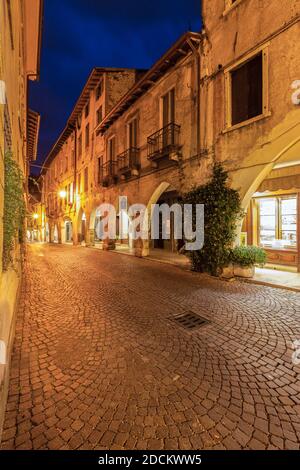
[[230, 246, 266, 278]]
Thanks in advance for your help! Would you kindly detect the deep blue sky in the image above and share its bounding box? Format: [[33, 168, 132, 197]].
[[30, 0, 201, 173]]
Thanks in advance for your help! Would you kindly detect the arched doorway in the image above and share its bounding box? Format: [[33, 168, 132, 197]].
[[143, 182, 183, 256], [53, 224, 59, 243], [77, 209, 86, 244], [62, 218, 73, 243], [45, 222, 50, 243]]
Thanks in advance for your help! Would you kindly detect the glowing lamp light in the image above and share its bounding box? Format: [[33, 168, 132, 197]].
[[33, 213, 39, 220], [59, 190, 67, 199]]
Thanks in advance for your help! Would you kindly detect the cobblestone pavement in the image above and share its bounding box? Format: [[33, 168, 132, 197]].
[[1, 243, 300, 450]]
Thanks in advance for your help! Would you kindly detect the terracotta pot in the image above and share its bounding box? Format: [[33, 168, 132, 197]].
[[234, 265, 255, 278], [220, 264, 234, 279]]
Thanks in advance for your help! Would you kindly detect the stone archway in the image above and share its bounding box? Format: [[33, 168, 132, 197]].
[[76, 208, 87, 245], [230, 114, 300, 210], [141, 182, 180, 257], [61, 217, 73, 243], [229, 115, 300, 251]]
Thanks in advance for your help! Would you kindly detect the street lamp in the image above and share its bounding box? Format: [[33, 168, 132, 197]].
[[59, 190, 67, 199]]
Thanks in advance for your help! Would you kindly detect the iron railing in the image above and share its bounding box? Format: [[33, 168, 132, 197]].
[[117, 147, 140, 173], [99, 160, 117, 186], [147, 123, 181, 160]]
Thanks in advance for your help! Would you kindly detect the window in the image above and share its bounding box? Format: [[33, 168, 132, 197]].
[[97, 106, 103, 125], [97, 156, 103, 183], [162, 89, 175, 127], [65, 155, 68, 172], [258, 196, 297, 250], [84, 167, 89, 192], [78, 134, 82, 157], [96, 80, 103, 100], [85, 124, 90, 148], [85, 102, 89, 118], [107, 137, 116, 161], [128, 118, 138, 148], [225, 48, 268, 129], [69, 182, 74, 204], [231, 53, 262, 126]]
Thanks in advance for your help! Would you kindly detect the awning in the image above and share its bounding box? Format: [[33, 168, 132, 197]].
[[259, 174, 300, 192]]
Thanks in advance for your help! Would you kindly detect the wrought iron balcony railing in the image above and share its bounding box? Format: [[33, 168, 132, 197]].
[[147, 123, 181, 161], [117, 147, 140, 175], [99, 160, 118, 187]]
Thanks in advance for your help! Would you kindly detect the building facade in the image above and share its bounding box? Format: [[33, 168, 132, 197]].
[[41, 0, 300, 270], [41, 33, 203, 255], [200, 0, 300, 270], [0, 0, 43, 436]]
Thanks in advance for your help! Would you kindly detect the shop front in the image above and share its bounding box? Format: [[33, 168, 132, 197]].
[[243, 166, 300, 272]]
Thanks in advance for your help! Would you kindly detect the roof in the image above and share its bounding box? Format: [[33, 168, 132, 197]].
[[96, 31, 201, 134], [27, 109, 41, 161], [41, 67, 141, 174]]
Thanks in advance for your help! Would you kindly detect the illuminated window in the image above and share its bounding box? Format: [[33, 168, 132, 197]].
[[258, 196, 297, 250]]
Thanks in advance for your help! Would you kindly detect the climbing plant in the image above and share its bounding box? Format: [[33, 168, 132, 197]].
[[183, 163, 244, 276], [2, 151, 26, 271]]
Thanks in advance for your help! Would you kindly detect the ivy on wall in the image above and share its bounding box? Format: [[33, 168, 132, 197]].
[[183, 163, 244, 276], [2, 151, 26, 271]]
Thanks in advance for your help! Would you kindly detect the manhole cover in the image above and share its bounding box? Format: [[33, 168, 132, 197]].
[[171, 312, 209, 330]]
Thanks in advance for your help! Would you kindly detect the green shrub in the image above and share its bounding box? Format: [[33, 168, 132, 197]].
[[183, 163, 244, 276], [3, 151, 26, 271], [230, 245, 267, 267]]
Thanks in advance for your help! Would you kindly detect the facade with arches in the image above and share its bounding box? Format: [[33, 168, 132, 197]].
[[40, 1, 300, 271]]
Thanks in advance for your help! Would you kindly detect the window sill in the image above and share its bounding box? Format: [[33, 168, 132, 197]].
[[223, 111, 271, 133], [223, 0, 245, 16]]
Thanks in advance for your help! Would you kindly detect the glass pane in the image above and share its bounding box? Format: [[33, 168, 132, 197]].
[[260, 215, 276, 230], [259, 198, 276, 215], [281, 197, 296, 215]]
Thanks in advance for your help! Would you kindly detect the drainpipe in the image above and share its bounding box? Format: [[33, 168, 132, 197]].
[[187, 39, 201, 158]]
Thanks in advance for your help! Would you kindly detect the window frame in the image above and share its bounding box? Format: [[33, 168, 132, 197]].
[[224, 44, 270, 132], [257, 194, 297, 251]]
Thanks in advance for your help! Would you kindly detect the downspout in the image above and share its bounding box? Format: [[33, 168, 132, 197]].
[[187, 39, 201, 158]]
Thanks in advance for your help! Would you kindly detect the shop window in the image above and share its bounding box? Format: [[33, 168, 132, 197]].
[[258, 196, 297, 250]]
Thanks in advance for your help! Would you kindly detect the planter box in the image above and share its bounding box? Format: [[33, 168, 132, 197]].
[[234, 265, 255, 278], [220, 264, 234, 279]]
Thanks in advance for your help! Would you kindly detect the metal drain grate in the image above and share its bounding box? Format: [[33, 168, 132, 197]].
[[171, 312, 209, 330]]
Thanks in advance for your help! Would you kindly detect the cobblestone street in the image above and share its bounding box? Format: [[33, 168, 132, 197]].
[[1, 243, 300, 450]]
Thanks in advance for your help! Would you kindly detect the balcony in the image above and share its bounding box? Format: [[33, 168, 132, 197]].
[[100, 160, 118, 187], [117, 148, 140, 177], [147, 123, 181, 163]]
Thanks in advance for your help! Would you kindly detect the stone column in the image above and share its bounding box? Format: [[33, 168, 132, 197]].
[[102, 238, 116, 251]]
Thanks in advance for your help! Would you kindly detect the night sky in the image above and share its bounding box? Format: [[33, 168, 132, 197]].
[[30, 0, 201, 174]]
